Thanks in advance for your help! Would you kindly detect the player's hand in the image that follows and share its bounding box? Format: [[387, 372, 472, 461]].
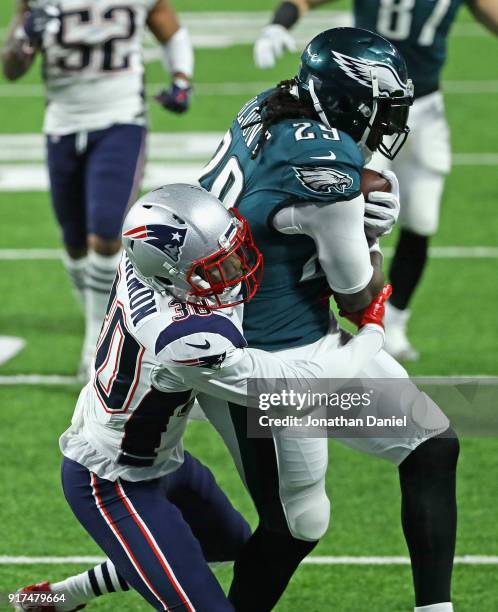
[[155, 78, 192, 114], [339, 285, 392, 329], [23, 5, 61, 48], [364, 170, 400, 238], [254, 24, 296, 69]]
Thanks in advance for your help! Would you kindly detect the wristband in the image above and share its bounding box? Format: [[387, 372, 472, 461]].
[[272, 1, 300, 29], [161, 27, 194, 78]]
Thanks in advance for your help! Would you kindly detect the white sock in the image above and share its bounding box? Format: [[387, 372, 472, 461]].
[[62, 253, 87, 309], [415, 603, 453, 612], [82, 250, 121, 365], [51, 561, 129, 611]]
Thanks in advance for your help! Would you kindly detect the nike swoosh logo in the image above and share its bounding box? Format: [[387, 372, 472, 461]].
[[310, 151, 337, 161], [185, 340, 211, 350]]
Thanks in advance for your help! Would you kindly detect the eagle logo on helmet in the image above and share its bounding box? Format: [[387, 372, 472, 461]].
[[123, 224, 188, 263], [294, 166, 353, 194], [331, 50, 407, 95]]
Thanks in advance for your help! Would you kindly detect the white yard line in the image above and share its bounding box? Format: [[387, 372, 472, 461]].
[[0, 11, 492, 51], [0, 249, 63, 259], [1, 375, 497, 386], [1, 247, 498, 261], [0, 134, 497, 173], [0, 163, 202, 191], [0, 375, 80, 385], [1, 156, 497, 192], [0, 555, 496, 565], [1, 80, 498, 99]]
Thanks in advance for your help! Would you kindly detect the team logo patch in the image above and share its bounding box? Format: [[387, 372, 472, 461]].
[[173, 352, 226, 370], [331, 50, 406, 94], [123, 224, 188, 263], [294, 166, 353, 194]]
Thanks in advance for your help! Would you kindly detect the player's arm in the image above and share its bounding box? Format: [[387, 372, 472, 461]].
[[2, 0, 35, 81], [273, 195, 384, 313], [254, 0, 336, 68], [153, 323, 386, 411], [467, 0, 498, 35], [147, 0, 194, 114]]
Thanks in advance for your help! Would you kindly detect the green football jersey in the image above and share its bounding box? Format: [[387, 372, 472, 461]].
[[200, 91, 364, 351], [354, 0, 464, 97]]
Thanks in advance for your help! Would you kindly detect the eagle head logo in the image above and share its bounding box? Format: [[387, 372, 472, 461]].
[[294, 166, 354, 194]]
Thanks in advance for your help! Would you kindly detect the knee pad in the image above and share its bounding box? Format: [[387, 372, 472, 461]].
[[282, 483, 331, 541]]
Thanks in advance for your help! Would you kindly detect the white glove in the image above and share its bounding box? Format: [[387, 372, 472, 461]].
[[364, 170, 400, 238], [254, 24, 296, 69]]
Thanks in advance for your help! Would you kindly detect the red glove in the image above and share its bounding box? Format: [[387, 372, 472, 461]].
[[339, 284, 392, 329]]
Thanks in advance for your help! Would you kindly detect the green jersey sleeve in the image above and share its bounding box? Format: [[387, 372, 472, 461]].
[[273, 119, 364, 203]]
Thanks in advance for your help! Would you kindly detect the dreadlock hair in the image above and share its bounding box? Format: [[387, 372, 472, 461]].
[[249, 78, 317, 159]]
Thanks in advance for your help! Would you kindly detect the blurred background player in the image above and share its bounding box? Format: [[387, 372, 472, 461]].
[[1, 0, 194, 379], [254, 0, 498, 360]]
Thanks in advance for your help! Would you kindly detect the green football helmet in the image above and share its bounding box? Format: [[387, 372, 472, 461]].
[[294, 27, 414, 160]]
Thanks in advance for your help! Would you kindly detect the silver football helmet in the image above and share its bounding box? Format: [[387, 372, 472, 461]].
[[122, 184, 263, 309]]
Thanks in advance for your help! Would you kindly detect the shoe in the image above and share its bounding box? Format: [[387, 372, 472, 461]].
[[383, 303, 420, 361], [13, 581, 86, 611]]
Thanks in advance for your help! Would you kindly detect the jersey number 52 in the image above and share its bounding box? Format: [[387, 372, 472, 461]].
[[57, 6, 136, 72]]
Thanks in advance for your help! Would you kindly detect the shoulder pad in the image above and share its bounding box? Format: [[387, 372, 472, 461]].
[[273, 119, 363, 165], [271, 120, 363, 202], [155, 313, 246, 369]]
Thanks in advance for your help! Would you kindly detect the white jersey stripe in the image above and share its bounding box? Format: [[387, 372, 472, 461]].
[[90, 473, 170, 611], [115, 480, 195, 611]]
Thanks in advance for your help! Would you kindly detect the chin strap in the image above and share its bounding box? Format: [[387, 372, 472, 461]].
[[358, 67, 380, 153], [307, 78, 332, 128]]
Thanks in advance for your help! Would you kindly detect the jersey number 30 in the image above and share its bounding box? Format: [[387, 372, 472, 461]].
[[199, 130, 244, 208]]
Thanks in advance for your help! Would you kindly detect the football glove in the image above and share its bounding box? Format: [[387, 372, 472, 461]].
[[23, 5, 60, 48], [254, 24, 296, 69], [155, 78, 192, 114], [340, 284, 392, 329], [364, 170, 400, 238]]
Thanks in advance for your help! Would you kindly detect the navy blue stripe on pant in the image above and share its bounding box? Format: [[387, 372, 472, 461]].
[[62, 453, 249, 610]]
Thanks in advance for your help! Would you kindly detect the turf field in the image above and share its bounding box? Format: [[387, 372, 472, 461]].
[[0, 1, 497, 610]]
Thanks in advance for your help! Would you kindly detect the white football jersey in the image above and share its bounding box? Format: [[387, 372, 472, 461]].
[[60, 254, 248, 482], [38, 0, 157, 134], [60, 256, 386, 483]]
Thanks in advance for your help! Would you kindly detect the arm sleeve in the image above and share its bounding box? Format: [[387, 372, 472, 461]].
[[272, 195, 373, 294], [151, 325, 384, 410]]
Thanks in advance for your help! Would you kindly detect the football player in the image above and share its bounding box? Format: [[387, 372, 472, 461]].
[[19, 29, 460, 612], [14, 183, 391, 611], [255, 0, 498, 360], [1, 0, 194, 378], [199, 29, 459, 612]]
